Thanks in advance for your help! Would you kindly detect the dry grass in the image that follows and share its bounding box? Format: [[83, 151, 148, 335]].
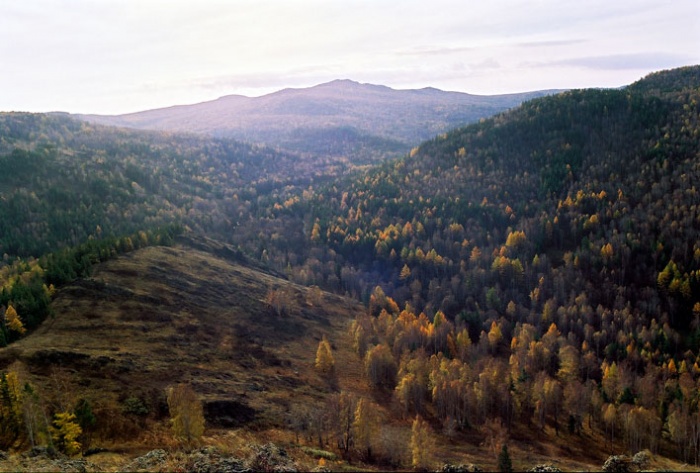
[[0, 239, 697, 471], [0, 241, 366, 457]]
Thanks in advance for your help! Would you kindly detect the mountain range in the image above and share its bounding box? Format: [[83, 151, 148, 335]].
[[73, 80, 561, 161]]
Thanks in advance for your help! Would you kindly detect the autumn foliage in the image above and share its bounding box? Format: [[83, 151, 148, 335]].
[[167, 383, 205, 443]]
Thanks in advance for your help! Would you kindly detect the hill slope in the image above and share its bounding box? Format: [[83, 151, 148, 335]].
[[0, 112, 337, 259], [75, 80, 561, 161], [293, 65, 700, 321], [0, 236, 366, 451], [259, 65, 700, 464]]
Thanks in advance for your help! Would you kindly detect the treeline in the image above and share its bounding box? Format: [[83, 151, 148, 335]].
[[0, 224, 181, 347]]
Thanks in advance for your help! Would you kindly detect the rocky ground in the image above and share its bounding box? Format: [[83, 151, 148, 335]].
[[0, 443, 308, 473]]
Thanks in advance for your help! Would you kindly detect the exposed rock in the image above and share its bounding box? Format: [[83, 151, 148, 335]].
[[123, 449, 168, 471], [311, 466, 332, 473], [527, 465, 562, 472], [247, 443, 297, 472], [185, 447, 249, 473], [436, 463, 484, 472], [0, 450, 7, 460], [631, 450, 651, 470], [51, 458, 100, 473], [602, 455, 632, 472], [10, 454, 100, 473]]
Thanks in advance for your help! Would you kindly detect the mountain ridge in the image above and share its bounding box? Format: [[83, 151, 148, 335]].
[[71, 80, 563, 160]]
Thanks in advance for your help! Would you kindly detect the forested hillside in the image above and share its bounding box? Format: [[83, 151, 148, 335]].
[[264, 65, 700, 462], [1, 66, 700, 469], [0, 114, 323, 351], [0, 113, 340, 259]]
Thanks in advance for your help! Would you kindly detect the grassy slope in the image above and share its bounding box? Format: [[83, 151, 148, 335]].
[[0, 236, 696, 471], [0, 237, 364, 464]]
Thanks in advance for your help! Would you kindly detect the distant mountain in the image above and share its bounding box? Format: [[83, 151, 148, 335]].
[[74, 80, 562, 161], [3, 66, 700, 469]]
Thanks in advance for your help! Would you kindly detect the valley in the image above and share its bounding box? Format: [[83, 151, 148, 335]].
[[0, 65, 699, 471]]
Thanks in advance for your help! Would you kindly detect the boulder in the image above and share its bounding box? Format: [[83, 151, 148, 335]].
[[436, 463, 484, 472], [527, 465, 562, 472], [602, 455, 632, 473]]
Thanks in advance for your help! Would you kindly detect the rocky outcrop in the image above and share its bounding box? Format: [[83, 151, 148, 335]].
[[527, 465, 562, 472], [436, 463, 484, 472], [601, 455, 632, 472], [246, 443, 297, 472], [181, 447, 248, 473], [122, 449, 168, 472]]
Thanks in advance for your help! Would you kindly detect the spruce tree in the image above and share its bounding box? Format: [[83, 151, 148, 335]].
[[498, 444, 513, 472]]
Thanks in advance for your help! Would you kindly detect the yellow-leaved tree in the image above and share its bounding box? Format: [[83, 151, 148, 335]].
[[50, 412, 82, 456], [352, 398, 380, 460], [167, 383, 205, 443], [5, 305, 26, 336], [0, 370, 24, 449], [410, 414, 434, 470], [315, 336, 335, 374]]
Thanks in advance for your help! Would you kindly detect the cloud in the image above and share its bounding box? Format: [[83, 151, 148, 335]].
[[394, 45, 480, 57], [544, 52, 695, 71], [516, 39, 587, 49]]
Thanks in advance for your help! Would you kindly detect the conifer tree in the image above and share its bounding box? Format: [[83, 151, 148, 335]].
[[352, 398, 380, 460], [5, 305, 26, 336], [50, 412, 82, 455], [0, 370, 24, 448], [315, 336, 335, 374], [497, 444, 513, 472]]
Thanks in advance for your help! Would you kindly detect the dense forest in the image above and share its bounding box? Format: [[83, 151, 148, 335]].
[[268, 66, 700, 463], [0, 112, 353, 259], [1, 65, 700, 467]]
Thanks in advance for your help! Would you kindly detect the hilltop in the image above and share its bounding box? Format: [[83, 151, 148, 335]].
[[74, 80, 561, 162]]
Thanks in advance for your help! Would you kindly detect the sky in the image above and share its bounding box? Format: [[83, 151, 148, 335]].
[[1, 0, 698, 115]]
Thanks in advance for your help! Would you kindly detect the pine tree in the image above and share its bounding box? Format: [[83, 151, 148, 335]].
[[497, 444, 513, 472], [74, 398, 97, 451]]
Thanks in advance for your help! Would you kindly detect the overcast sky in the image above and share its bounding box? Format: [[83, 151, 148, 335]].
[[1, 0, 698, 114]]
